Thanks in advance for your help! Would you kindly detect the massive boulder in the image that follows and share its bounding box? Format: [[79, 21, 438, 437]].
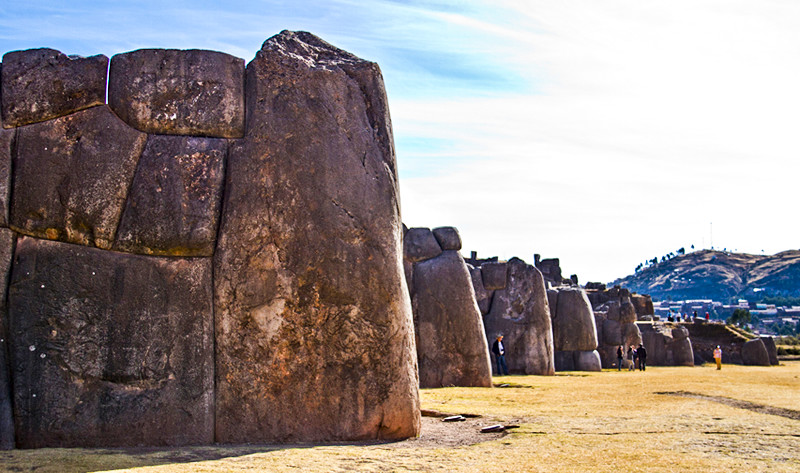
[[741, 338, 770, 366], [7, 237, 214, 448], [638, 323, 694, 366], [10, 106, 147, 249], [412, 250, 492, 388], [760, 336, 779, 365], [113, 135, 226, 256], [109, 49, 245, 138], [1, 49, 107, 127], [483, 258, 554, 375], [630, 293, 654, 317], [481, 262, 508, 290], [404, 227, 442, 262], [213, 31, 419, 443], [549, 287, 597, 352]]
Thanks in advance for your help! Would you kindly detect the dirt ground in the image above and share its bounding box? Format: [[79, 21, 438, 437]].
[[1, 361, 798, 472]]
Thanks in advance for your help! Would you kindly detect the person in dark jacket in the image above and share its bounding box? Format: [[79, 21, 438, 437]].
[[637, 343, 647, 371], [491, 335, 509, 375], [617, 345, 624, 371]]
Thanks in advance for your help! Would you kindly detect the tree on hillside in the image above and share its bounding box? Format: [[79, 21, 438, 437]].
[[727, 308, 751, 328]]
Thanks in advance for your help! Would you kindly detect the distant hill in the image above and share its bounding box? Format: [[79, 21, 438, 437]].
[[611, 249, 800, 302]]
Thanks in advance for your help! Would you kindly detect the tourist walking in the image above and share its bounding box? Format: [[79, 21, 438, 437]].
[[637, 343, 647, 371], [617, 345, 624, 371], [492, 334, 509, 375], [713, 345, 722, 370], [627, 345, 635, 371]]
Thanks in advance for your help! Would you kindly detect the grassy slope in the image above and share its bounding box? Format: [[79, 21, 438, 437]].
[[1, 362, 798, 472]]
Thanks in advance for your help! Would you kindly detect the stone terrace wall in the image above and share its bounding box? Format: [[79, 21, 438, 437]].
[[0, 30, 420, 449]]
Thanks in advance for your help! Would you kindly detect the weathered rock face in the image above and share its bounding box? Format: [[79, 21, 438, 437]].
[[741, 338, 770, 366], [0, 229, 16, 450], [113, 135, 226, 256], [404, 227, 442, 262], [760, 336, 779, 365], [573, 350, 602, 371], [1, 49, 108, 127], [412, 250, 492, 388], [1, 31, 420, 448], [0, 124, 11, 227], [483, 258, 554, 375], [213, 31, 419, 443], [109, 49, 245, 138], [469, 266, 493, 315], [549, 287, 598, 352], [481, 262, 508, 290], [8, 237, 214, 448], [10, 106, 147, 249], [432, 226, 461, 250], [638, 323, 694, 366], [630, 293, 654, 317]]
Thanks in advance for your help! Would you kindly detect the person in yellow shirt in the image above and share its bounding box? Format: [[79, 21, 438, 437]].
[[713, 345, 722, 370]]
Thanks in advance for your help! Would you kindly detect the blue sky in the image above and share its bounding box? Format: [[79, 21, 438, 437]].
[[3, 1, 800, 283]]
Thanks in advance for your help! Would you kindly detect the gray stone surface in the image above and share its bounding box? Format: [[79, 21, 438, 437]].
[[109, 49, 245, 138], [113, 135, 226, 256], [619, 301, 637, 324], [741, 338, 770, 366], [0, 125, 11, 227], [7, 237, 214, 448], [0, 229, 15, 449], [469, 266, 493, 315], [432, 226, 461, 251], [760, 336, 779, 365], [602, 319, 622, 346], [213, 31, 419, 443], [550, 287, 598, 352], [10, 105, 146, 249], [404, 227, 442, 262], [481, 262, 508, 290], [573, 350, 602, 371], [554, 351, 575, 371], [412, 250, 492, 388], [482, 258, 554, 375], [622, 322, 643, 348], [638, 323, 693, 366], [1, 49, 108, 127]]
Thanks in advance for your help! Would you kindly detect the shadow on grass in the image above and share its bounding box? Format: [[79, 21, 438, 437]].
[[656, 390, 800, 421]]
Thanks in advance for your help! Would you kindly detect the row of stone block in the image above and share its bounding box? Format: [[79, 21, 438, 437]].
[[1, 48, 244, 137], [0, 105, 225, 256], [0, 30, 420, 449]]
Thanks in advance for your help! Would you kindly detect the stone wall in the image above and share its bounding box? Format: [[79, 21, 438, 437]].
[[471, 257, 555, 375], [0, 31, 420, 448], [637, 323, 694, 367], [548, 287, 601, 371], [403, 227, 492, 388]]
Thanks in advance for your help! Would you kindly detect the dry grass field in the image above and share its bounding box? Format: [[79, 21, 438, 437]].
[[1, 361, 798, 472]]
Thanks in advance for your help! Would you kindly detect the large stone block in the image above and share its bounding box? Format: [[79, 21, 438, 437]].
[[622, 322, 643, 348], [482, 258, 554, 375], [1, 49, 107, 127], [481, 262, 508, 290], [432, 226, 461, 250], [109, 49, 245, 138], [573, 350, 602, 372], [10, 106, 146, 249], [602, 318, 622, 347], [7, 237, 214, 448], [113, 135, 226, 256], [554, 351, 575, 371], [213, 31, 419, 443], [672, 336, 695, 366], [760, 336, 779, 365], [404, 227, 441, 262], [469, 266, 493, 315], [0, 229, 16, 449], [551, 287, 598, 352], [619, 301, 638, 324], [741, 338, 770, 366], [413, 251, 492, 388]]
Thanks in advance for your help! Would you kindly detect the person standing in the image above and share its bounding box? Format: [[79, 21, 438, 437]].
[[713, 345, 722, 370], [617, 345, 624, 371], [637, 343, 647, 371], [627, 345, 635, 371], [492, 335, 509, 375]]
